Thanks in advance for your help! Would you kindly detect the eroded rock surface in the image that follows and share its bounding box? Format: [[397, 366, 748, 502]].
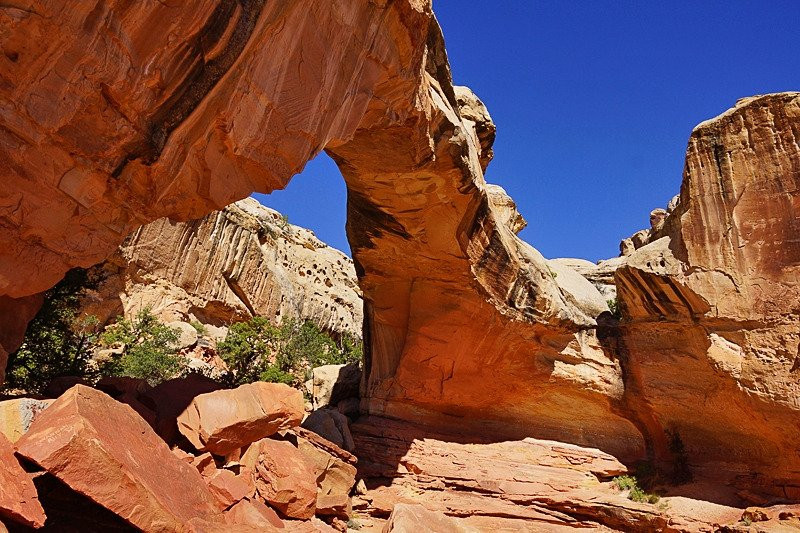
[[81, 199, 362, 339], [16, 385, 222, 530]]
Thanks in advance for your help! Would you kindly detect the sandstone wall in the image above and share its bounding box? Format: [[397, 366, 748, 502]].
[[2, 0, 800, 498], [81, 198, 363, 339]]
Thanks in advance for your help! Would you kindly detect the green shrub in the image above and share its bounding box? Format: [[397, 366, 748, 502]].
[[612, 475, 660, 504], [3, 268, 101, 393], [100, 308, 184, 386], [217, 317, 281, 386], [217, 317, 363, 386]]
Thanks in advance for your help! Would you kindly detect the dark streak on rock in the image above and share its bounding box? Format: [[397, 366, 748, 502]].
[[111, 0, 267, 178]]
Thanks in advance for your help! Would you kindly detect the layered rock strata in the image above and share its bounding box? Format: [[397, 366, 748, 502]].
[[1, 0, 800, 506], [81, 198, 362, 339]]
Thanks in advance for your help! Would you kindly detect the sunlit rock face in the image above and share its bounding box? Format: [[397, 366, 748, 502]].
[[81, 198, 363, 339], [1, 0, 800, 498], [615, 93, 800, 495]]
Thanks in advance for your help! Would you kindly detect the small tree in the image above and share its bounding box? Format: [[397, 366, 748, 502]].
[[217, 317, 363, 386], [217, 316, 282, 385], [3, 268, 101, 394], [100, 308, 184, 386]]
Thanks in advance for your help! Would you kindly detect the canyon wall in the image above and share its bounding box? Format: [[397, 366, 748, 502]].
[[1, 0, 800, 498], [81, 198, 362, 340]]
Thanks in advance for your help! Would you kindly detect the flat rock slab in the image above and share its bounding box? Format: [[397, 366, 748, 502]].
[[16, 385, 221, 531], [0, 432, 46, 528], [178, 382, 304, 455]]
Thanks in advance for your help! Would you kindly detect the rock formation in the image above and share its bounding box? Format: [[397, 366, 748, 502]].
[[2, 0, 800, 528], [81, 199, 362, 340]]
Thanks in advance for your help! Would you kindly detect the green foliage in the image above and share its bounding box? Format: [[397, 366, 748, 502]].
[[3, 269, 101, 394], [607, 297, 622, 319], [612, 475, 660, 504], [217, 316, 281, 385], [666, 428, 692, 484], [613, 475, 637, 491], [259, 364, 295, 385], [217, 317, 363, 386], [190, 320, 206, 335], [100, 308, 184, 386]]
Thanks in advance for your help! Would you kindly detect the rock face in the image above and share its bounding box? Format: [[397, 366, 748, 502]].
[[352, 417, 746, 532], [177, 382, 304, 455], [16, 385, 222, 530], [613, 93, 800, 496], [2, 0, 800, 513], [0, 397, 53, 443], [0, 432, 46, 528], [81, 198, 362, 340]]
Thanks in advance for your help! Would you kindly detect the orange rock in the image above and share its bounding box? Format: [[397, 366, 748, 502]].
[[241, 438, 318, 519], [0, 432, 45, 528], [225, 499, 284, 530], [178, 382, 304, 455], [296, 435, 357, 518], [141, 373, 223, 444], [382, 504, 463, 533], [16, 385, 221, 530], [207, 469, 251, 511]]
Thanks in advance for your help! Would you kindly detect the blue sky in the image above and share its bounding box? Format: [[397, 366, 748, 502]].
[[254, 1, 799, 262]]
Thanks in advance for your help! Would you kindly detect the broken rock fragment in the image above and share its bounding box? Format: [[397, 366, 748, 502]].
[[16, 385, 221, 531], [0, 432, 46, 528], [178, 382, 304, 455], [241, 437, 318, 519]]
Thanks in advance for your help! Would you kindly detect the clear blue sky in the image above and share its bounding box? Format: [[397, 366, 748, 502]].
[[254, 1, 799, 262]]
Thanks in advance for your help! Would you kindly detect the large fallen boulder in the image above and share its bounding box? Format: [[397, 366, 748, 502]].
[[241, 438, 317, 519], [0, 432, 46, 528], [296, 433, 357, 518], [16, 385, 222, 531], [301, 408, 355, 452], [177, 382, 304, 455]]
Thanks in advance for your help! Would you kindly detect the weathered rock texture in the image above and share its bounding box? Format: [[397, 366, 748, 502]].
[[613, 93, 800, 496], [352, 417, 749, 532], [16, 385, 222, 530], [2, 0, 800, 510], [0, 432, 46, 528], [81, 198, 362, 339]]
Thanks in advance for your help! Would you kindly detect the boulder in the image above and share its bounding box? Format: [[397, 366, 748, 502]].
[[0, 397, 53, 443], [169, 321, 200, 350], [178, 382, 304, 455], [206, 469, 252, 511], [95, 376, 156, 426], [309, 363, 361, 409], [241, 438, 317, 519], [16, 385, 222, 530], [301, 409, 355, 452], [383, 504, 464, 533], [0, 432, 46, 528], [296, 434, 357, 518], [546, 259, 609, 319], [224, 499, 284, 531], [141, 373, 223, 444]]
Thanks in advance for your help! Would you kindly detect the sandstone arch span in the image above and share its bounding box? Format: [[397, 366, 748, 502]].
[[2, 1, 800, 497]]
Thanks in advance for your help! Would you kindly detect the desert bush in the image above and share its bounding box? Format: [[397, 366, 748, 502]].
[[666, 428, 692, 484], [3, 268, 102, 394], [217, 317, 363, 386], [100, 308, 184, 386], [613, 475, 660, 504]]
